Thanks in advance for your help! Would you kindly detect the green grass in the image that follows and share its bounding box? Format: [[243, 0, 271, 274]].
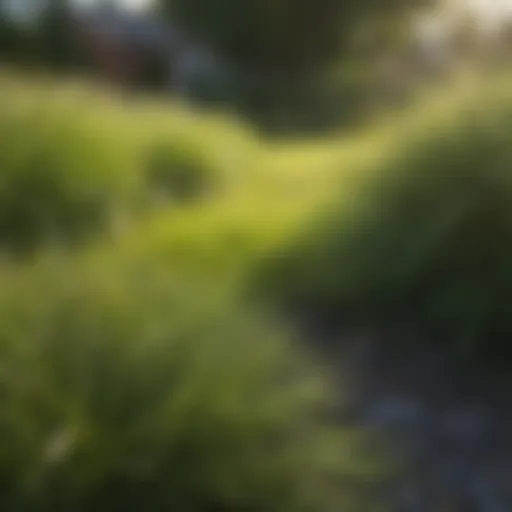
[[2, 65, 512, 512], [0, 89, 141, 250], [0, 73, 387, 509], [0, 252, 383, 511], [261, 75, 512, 355]]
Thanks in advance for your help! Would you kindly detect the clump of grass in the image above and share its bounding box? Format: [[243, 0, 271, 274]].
[[145, 135, 220, 203], [0, 252, 381, 511], [0, 75, 263, 252], [261, 78, 512, 355], [0, 97, 139, 251]]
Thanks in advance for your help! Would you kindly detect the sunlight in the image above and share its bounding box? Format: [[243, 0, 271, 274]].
[[73, 0, 153, 10]]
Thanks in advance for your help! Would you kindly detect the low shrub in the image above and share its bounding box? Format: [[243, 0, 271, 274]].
[[261, 80, 512, 354], [0, 99, 139, 250], [145, 135, 220, 203], [0, 254, 380, 511]]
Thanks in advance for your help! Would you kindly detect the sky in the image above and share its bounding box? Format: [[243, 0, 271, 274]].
[[3, 0, 153, 21], [73, 0, 152, 10], [439, 0, 512, 32]]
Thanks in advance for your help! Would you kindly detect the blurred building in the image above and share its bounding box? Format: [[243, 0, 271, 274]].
[[73, 4, 227, 93]]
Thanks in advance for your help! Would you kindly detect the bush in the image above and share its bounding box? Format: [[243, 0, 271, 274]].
[[0, 254, 380, 511], [0, 100, 139, 250], [261, 81, 512, 354], [145, 135, 220, 203]]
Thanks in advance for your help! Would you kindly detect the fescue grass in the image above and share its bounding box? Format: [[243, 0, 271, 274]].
[[261, 75, 512, 356], [0, 72, 387, 510], [0, 90, 140, 250], [0, 73, 265, 251], [0, 251, 382, 511]]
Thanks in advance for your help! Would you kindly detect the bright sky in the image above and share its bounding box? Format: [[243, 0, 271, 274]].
[[3, 0, 153, 20], [73, 0, 152, 10]]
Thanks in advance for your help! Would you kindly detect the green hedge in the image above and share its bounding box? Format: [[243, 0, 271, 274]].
[[261, 81, 512, 353]]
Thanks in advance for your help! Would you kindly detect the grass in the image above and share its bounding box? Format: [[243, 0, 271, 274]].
[[9, 67, 509, 510], [8, 69, 506, 509], [261, 74, 512, 356], [0, 72, 387, 509], [0, 90, 141, 250], [0, 252, 384, 511]]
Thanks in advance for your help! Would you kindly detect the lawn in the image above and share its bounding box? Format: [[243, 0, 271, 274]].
[[0, 72, 387, 510], [3, 69, 509, 509]]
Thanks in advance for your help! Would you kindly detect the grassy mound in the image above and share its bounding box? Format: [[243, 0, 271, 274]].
[[0, 253, 379, 511], [0, 75, 262, 252], [262, 79, 512, 354], [0, 96, 139, 250], [145, 135, 222, 203]]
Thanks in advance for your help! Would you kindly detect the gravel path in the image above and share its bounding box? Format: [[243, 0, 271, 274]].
[[323, 329, 512, 512]]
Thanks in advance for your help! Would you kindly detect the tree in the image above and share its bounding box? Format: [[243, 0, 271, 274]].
[[38, 0, 77, 69], [0, 14, 38, 63], [161, 0, 432, 74]]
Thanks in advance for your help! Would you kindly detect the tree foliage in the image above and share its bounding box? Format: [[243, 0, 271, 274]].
[[0, 16, 38, 63], [38, 0, 77, 69], [162, 0, 431, 73]]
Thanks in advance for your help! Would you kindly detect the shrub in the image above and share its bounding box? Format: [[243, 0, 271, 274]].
[[0, 100, 139, 250], [145, 135, 220, 203], [261, 81, 512, 354], [0, 254, 380, 511]]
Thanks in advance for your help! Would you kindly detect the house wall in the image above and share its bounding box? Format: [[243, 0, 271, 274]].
[[73, 14, 229, 95], [74, 18, 147, 86]]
